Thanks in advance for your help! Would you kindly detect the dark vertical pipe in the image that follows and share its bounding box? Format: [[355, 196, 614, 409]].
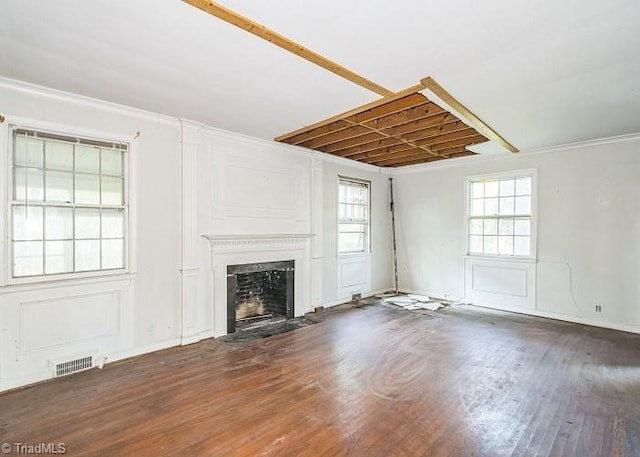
[[389, 178, 399, 294]]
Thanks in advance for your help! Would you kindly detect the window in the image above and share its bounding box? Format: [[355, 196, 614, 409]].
[[468, 173, 534, 257], [10, 128, 128, 279], [338, 178, 370, 254]]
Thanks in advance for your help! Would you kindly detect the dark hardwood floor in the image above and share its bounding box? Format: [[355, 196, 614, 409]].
[[2, 302, 640, 456]]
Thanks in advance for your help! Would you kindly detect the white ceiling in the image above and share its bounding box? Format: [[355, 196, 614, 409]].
[[1, 0, 639, 152]]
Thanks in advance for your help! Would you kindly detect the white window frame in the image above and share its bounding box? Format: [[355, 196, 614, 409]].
[[3, 119, 135, 286], [465, 169, 537, 260], [337, 176, 371, 256]]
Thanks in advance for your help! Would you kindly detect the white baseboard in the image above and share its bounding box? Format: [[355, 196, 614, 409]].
[[468, 301, 640, 335], [321, 287, 392, 309]]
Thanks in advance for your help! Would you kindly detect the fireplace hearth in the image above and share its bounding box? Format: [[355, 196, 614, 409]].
[[226, 260, 294, 333]]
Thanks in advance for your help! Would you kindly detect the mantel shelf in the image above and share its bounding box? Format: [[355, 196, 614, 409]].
[[202, 234, 314, 241]]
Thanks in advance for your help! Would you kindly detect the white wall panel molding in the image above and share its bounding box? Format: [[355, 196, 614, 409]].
[[464, 257, 536, 310], [180, 120, 202, 344], [337, 255, 372, 300]]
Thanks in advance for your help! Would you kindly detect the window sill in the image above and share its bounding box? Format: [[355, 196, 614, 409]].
[[464, 254, 537, 264], [0, 272, 136, 294], [337, 252, 371, 259]]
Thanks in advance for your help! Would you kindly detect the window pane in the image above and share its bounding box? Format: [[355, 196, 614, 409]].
[[338, 232, 364, 253], [515, 196, 531, 215], [45, 170, 73, 202], [515, 177, 532, 196], [499, 179, 515, 197], [45, 240, 73, 274], [498, 219, 514, 235], [46, 141, 73, 171], [469, 219, 483, 235], [75, 208, 100, 239], [75, 240, 100, 271], [45, 207, 73, 240], [485, 198, 498, 215], [14, 167, 44, 201], [338, 203, 347, 219], [13, 205, 43, 241], [339, 223, 366, 234], [339, 184, 347, 201], [514, 219, 531, 236], [471, 182, 484, 198], [102, 209, 124, 238], [499, 197, 515, 215], [75, 173, 100, 205], [498, 236, 514, 255], [484, 236, 498, 254], [483, 219, 497, 235], [101, 148, 123, 176], [102, 239, 124, 269], [514, 236, 531, 256], [485, 181, 499, 198], [469, 235, 483, 253], [75, 145, 100, 173], [101, 176, 123, 205], [470, 199, 484, 216], [14, 137, 44, 168], [13, 241, 43, 277]]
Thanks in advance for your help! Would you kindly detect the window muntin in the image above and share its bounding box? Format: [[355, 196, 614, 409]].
[[338, 178, 370, 254], [10, 129, 127, 279], [468, 175, 532, 257]]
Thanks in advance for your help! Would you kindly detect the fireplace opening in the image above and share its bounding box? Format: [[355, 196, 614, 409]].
[[226, 260, 294, 333]]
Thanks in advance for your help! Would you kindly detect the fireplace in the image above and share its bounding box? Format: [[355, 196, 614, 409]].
[[226, 260, 294, 333]]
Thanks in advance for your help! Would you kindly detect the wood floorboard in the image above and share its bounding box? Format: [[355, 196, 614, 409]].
[[1, 303, 640, 456]]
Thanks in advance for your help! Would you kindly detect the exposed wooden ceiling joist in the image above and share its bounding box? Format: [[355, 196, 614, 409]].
[[421, 77, 519, 153], [183, 0, 515, 166], [183, 0, 393, 97], [277, 81, 494, 167]]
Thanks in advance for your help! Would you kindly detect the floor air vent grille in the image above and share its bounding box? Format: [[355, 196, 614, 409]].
[[55, 355, 93, 377]]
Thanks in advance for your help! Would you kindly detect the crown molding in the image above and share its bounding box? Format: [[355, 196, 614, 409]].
[[391, 133, 640, 175], [0, 77, 178, 126]]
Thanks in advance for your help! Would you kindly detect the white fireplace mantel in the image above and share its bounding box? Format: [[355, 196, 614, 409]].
[[202, 234, 314, 336], [203, 234, 314, 249]]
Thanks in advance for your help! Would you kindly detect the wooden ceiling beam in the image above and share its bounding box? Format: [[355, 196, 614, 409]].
[[283, 120, 352, 145], [400, 121, 473, 142], [326, 137, 404, 156], [184, 0, 393, 97], [348, 94, 428, 124], [370, 145, 465, 164], [276, 83, 426, 142], [428, 134, 487, 151], [382, 112, 456, 137], [300, 126, 374, 149], [341, 141, 422, 160], [364, 102, 446, 130], [344, 119, 447, 159], [317, 132, 392, 153], [388, 151, 475, 167], [421, 76, 518, 153], [419, 129, 486, 147], [373, 146, 468, 167]]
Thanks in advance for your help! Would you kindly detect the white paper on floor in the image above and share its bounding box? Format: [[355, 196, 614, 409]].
[[383, 296, 415, 304], [407, 294, 432, 302], [383, 295, 443, 311]]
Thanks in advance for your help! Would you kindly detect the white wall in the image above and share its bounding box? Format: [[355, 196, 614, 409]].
[[321, 160, 393, 305], [393, 136, 640, 333], [0, 79, 182, 391], [0, 79, 393, 390]]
